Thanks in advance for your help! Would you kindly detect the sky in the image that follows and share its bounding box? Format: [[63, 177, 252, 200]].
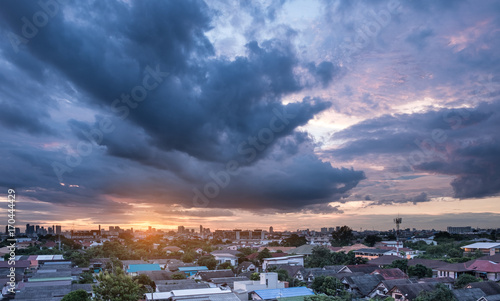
[[1, 0, 500, 232]]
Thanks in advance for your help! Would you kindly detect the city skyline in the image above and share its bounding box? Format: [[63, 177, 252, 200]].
[[1, 1, 500, 231]]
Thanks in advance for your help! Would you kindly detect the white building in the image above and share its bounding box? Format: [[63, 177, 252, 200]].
[[262, 255, 304, 270], [233, 273, 285, 297]]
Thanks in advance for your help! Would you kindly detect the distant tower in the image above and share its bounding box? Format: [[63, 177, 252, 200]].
[[394, 216, 403, 255], [269, 226, 274, 233]]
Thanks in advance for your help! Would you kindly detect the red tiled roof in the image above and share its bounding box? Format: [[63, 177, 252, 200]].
[[467, 260, 500, 273]]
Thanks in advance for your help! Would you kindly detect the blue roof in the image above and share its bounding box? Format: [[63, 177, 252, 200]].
[[127, 264, 161, 273], [253, 287, 314, 299], [178, 266, 208, 271]]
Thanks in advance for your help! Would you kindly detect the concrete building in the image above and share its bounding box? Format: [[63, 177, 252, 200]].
[[262, 255, 304, 270]]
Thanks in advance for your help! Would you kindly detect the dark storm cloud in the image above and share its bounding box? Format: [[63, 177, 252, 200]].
[[331, 100, 500, 199], [0, 0, 364, 213], [368, 192, 430, 206]]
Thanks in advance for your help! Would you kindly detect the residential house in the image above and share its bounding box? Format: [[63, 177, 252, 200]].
[[451, 288, 486, 301], [238, 262, 257, 273], [126, 263, 161, 276], [339, 264, 379, 274], [145, 287, 236, 301], [287, 245, 315, 256], [164, 246, 184, 254], [369, 255, 404, 268], [195, 269, 235, 281], [437, 260, 500, 281], [467, 282, 500, 296], [156, 279, 210, 292], [461, 243, 500, 256], [233, 273, 285, 296], [341, 274, 384, 298], [210, 276, 250, 289], [478, 295, 500, 301], [267, 264, 306, 282], [388, 282, 437, 301], [408, 258, 449, 277], [262, 255, 304, 271], [258, 247, 296, 253], [371, 268, 408, 280], [368, 278, 415, 299], [178, 266, 209, 277], [212, 250, 240, 267]]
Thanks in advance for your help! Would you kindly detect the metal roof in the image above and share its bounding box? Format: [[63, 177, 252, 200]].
[[127, 263, 161, 273], [253, 287, 314, 299]]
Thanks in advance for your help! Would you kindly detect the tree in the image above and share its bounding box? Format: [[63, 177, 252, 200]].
[[281, 234, 308, 247], [331, 226, 353, 247], [133, 273, 156, 291], [257, 248, 273, 262], [250, 272, 260, 280], [197, 255, 217, 270], [386, 259, 408, 273], [364, 235, 382, 247], [61, 289, 90, 301], [92, 268, 143, 301], [181, 251, 196, 263], [408, 264, 432, 279], [78, 272, 94, 284], [218, 262, 233, 270], [415, 283, 456, 301], [311, 276, 345, 296], [454, 274, 481, 288], [171, 272, 187, 279], [306, 246, 333, 268]]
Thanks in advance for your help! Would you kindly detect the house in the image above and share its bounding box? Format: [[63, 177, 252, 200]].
[[436, 261, 474, 279], [164, 246, 184, 254], [437, 260, 500, 281], [369, 255, 404, 267], [368, 278, 415, 299], [371, 268, 407, 280], [287, 245, 316, 256], [195, 269, 234, 281], [238, 261, 257, 273], [137, 270, 175, 281], [258, 247, 296, 253], [250, 287, 314, 300], [126, 263, 161, 276], [467, 281, 500, 296], [461, 243, 500, 256], [267, 265, 306, 282], [388, 282, 437, 301], [262, 255, 304, 271], [178, 266, 209, 277], [478, 295, 500, 301], [144, 287, 236, 301], [212, 250, 240, 267], [466, 260, 500, 281], [304, 267, 344, 283], [354, 248, 391, 259], [210, 276, 250, 289], [451, 288, 486, 301], [339, 264, 379, 274], [233, 273, 285, 294], [417, 277, 454, 289], [341, 274, 384, 298], [156, 279, 211, 292]]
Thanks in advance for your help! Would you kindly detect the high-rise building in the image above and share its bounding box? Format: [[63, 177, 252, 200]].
[[56, 225, 62, 235], [269, 226, 274, 233], [178, 226, 185, 233], [447, 226, 472, 234], [321, 227, 328, 233], [200, 225, 203, 234]]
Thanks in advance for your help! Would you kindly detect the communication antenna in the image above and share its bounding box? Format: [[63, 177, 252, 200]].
[[394, 216, 403, 255]]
